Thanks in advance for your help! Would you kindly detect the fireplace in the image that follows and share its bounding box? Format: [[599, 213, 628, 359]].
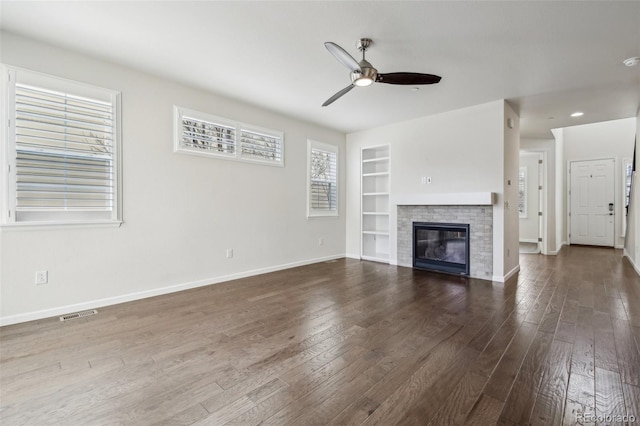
[[413, 222, 470, 276]]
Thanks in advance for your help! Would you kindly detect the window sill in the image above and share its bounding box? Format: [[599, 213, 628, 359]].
[[1, 220, 123, 231], [307, 214, 339, 220]]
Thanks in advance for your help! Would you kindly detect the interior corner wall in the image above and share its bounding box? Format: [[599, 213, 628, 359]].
[[0, 32, 347, 325], [561, 118, 636, 249], [552, 129, 566, 252], [502, 102, 520, 278], [346, 100, 510, 280]]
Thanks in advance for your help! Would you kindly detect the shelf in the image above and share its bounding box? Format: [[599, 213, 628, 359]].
[[362, 156, 390, 164], [391, 192, 495, 206], [361, 254, 390, 263], [362, 230, 389, 236], [361, 145, 390, 264]]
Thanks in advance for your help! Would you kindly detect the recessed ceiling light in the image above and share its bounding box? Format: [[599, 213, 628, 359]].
[[570, 112, 584, 117], [623, 57, 640, 67]]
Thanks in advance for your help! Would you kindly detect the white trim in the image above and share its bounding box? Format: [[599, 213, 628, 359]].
[[391, 192, 495, 206], [1, 220, 122, 231], [547, 241, 566, 255], [520, 238, 539, 244], [493, 264, 521, 283], [0, 253, 345, 326]]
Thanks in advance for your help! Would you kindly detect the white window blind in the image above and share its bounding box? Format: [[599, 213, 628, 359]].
[[518, 166, 527, 218], [308, 140, 338, 217], [240, 129, 282, 163], [180, 115, 235, 156], [4, 67, 121, 225], [174, 106, 283, 166]]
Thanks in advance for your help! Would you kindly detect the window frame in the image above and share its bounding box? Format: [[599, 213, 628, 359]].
[[1, 65, 122, 228], [173, 106, 284, 167], [307, 139, 339, 218], [622, 157, 632, 236]]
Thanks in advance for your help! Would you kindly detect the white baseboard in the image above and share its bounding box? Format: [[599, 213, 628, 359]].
[[345, 253, 360, 260], [615, 244, 624, 249], [547, 241, 566, 255], [0, 253, 346, 327], [519, 239, 538, 244], [622, 249, 640, 277], [493, 264, 521, 283]]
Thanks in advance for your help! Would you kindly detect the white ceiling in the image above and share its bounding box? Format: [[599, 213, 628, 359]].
[[1, 1, 639, 138]]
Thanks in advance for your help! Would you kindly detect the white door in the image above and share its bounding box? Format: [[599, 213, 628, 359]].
[[569, 159, 615, 246]]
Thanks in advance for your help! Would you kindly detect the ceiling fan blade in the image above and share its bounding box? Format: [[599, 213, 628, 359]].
[[376, 72, 441, 85], [322, 84, 355, 107], [324, 42, 361, 72]]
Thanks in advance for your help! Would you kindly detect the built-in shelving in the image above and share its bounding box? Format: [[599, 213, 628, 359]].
[[361, 145, 390, 263]]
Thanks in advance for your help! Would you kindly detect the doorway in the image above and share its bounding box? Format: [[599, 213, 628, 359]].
[[568, 158, 615, 247], [519, 152, 544, 254]]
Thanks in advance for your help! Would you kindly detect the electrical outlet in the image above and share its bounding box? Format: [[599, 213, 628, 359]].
[[35, 270, 48, 285], [226, 248, 233, 259], [318, 237, 324, 246]]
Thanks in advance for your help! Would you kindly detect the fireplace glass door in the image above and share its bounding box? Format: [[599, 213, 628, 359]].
[[413, 222, 470, 275]]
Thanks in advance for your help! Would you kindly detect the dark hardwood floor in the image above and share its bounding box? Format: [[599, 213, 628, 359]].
[[1, 246, 639, 425]]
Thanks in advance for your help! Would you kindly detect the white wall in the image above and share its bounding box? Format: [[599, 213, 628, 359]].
[[502, 102, 520, 278], [519, 153, 540, 242], [0, 33, 347, 324], [346, 100, 516, 280], [560, 118, 636, 248], [554, 130, 566, 251]]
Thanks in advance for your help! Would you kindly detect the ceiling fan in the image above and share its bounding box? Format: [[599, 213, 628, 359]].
[[322, 38, 442, 107]]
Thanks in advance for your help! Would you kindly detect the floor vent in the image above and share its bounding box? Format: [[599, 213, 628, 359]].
[[60, 309, 98, 322]]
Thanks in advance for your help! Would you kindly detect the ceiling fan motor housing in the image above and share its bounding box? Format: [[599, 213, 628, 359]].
[[351, 59, 378, 86]]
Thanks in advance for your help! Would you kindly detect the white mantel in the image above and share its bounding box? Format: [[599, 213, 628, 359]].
[[391, 192, 495, 206]]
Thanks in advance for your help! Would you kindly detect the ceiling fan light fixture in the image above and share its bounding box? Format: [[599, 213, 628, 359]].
[[570, 111, 584, 117], [353, 76, 374, 87]]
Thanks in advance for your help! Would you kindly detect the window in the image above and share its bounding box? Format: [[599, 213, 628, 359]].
[[174, 106, 283, 166], [3, 67, 121, 226], [307, 140, 338, 217], [623, 157, 633, 236], [623, 157, 632, 208], [518, 166, 527, 218]]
